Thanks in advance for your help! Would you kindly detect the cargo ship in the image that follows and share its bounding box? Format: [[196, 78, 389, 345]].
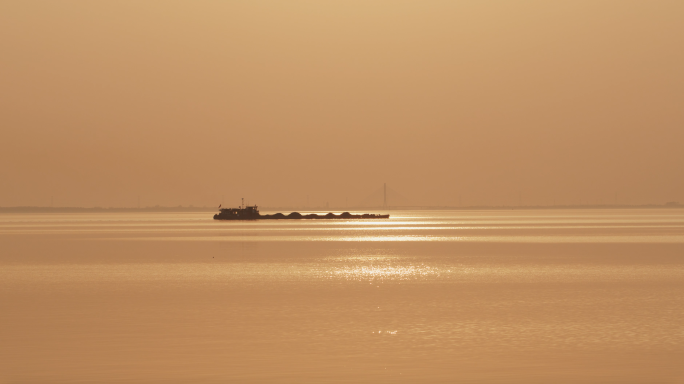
[[213, 204, 389, 220]]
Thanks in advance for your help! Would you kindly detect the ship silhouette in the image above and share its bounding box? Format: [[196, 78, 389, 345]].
[[213, 205, 389, 220]]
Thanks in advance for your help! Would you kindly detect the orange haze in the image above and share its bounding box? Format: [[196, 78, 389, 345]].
[[1, 1, 683, 208]]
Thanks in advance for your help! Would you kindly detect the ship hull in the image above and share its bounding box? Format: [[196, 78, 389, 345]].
[[213, 212, 389, 220]]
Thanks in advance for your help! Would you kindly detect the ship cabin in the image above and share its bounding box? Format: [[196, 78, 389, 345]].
[[217, 205, 260, 220]]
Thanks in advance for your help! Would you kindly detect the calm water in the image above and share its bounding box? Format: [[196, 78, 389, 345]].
[[1, 209, 683, 383]]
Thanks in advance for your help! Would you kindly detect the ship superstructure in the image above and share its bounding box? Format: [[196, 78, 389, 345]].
[[214, 205, 261, 220]]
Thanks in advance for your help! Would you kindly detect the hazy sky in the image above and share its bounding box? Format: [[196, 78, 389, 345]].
[[1, 1, 683, 207]]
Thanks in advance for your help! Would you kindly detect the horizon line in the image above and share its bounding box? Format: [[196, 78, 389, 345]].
[[0, 203, 681, 213]]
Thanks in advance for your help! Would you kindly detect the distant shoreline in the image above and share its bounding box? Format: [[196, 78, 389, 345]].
[[0, 204, 680, 213]]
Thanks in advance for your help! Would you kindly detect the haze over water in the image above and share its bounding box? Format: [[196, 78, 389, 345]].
[[2, 1, 683, 382], [2, 1, 683, 208], [1, 209, 683, 383]]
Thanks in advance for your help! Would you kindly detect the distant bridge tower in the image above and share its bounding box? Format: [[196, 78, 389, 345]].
[[383, 183, 387, 208]]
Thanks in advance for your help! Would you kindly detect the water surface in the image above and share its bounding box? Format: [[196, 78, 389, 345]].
[[1, 209, 683, 383]]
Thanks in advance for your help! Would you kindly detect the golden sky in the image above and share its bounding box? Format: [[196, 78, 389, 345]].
[[1, 1, 682, 207]]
